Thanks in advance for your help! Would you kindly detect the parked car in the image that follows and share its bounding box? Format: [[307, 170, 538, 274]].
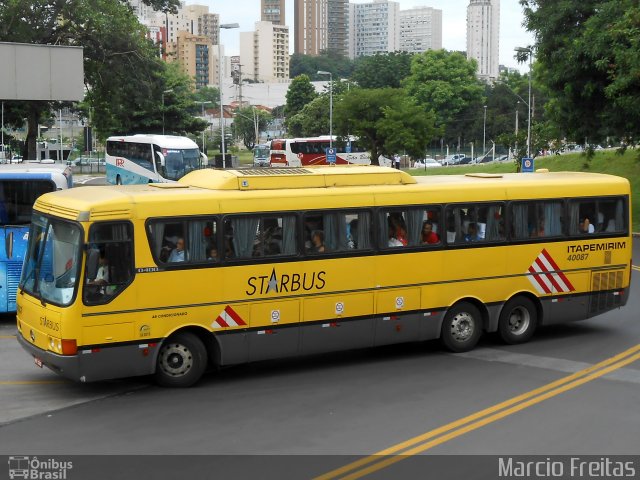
[[10, 155, 23, 163], [90, 158, 106, 166], [442, 153, 466, 166], [457, 156, 473, 165], [413, 158, 442, 168], [495, 154, 510, 162]]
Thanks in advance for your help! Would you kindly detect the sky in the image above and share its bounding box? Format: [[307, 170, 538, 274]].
[[199, 0, 534, 71]]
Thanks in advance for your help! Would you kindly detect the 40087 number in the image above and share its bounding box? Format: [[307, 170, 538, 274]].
[[567, 253, 589, 261]]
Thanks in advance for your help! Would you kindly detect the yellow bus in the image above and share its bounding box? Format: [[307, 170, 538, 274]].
[[16, 167, 632, 387]]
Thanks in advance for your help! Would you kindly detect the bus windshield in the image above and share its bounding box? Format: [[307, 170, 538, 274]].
[[20, 214, 82, 306], [0, 180, 56, 225], [162, 148, 201, 181]]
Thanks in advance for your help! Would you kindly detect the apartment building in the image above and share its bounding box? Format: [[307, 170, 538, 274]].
[[348, 0, 400, 59], [167, 32, 215, 89], [399, 6, 442, 53], [240, 21, 290, 83], [294, 0, 328, 55], [261, 0, 286, 25], [467, 0, 500, 81]]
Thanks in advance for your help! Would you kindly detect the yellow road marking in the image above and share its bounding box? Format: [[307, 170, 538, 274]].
[[316, 344, 640, 480], [0, 380, 67, 385], [0, 335, 16, 339], [632, 265, 640, 272]]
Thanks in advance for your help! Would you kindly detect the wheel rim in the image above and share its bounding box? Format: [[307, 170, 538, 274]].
[[158, 342, 193, 377], [449, 311, 475, 342], [507, 306, 530, 336]]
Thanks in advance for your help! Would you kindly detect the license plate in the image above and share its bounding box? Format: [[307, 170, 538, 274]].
[[34, 356, 43, 368]]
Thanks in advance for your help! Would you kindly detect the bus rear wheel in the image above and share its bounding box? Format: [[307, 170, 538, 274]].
[[440, 302, 482, 353], [498, 297, 537, 344], [155, 331, 207, 387]]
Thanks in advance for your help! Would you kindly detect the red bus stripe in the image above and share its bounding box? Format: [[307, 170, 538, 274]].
[[541, 249, 575, 291], [529, 266, 551, 294], [216, 317, 229, 328], [224, 305, 246, 325], [535, 257, 564, 292]]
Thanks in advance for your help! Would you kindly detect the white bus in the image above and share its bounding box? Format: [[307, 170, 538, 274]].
[[105, 134, 207, 185], [269, 136, 371, 167]]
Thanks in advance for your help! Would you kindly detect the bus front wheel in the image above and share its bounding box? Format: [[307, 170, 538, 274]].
[[498, 297, 537, 344], [440, 302, 482, 353], [155, 331, 207, 387]]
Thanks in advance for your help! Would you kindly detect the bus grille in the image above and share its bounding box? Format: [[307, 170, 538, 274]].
[[7, 261, 22, 309], [240, 168, 312, 176], [590, 270, 623, 314]]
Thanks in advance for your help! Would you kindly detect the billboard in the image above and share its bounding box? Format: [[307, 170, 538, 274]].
[[0, 42, 84, 101]]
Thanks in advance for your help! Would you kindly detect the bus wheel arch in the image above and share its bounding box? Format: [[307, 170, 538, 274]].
[[498, 294, 540, 345], [155, 328, 209, 387], [440, 300, 484, 353]]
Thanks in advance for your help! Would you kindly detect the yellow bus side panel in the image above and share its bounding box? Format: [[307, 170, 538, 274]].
[[82, 322, 135, 346], [303, 292, 373, 322], [250, 299, 299, 328]]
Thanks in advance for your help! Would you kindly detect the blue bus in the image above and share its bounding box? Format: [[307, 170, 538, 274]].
[[0, 164, 72, 312]]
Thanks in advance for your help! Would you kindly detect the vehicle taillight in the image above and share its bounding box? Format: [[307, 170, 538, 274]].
[[61, 339, 77, 355]]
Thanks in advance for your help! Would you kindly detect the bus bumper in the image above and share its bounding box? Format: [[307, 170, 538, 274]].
[[17, 332, 157, 382]]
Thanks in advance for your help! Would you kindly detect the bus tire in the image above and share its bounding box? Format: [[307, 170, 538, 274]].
[[440, 302, 482, 353], [498, 296, 537, 344], [155, 331, 207, 387], [116, 175, 122, 185]]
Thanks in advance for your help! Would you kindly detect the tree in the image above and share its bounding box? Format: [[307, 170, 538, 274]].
[[334, 88, 438, 165], [232, 107, 272, 149], [0, 0, 184, 157], [284, 74, 318, 131], [404, 50, 485, 129], [351, 52, 414, 89], [286, 96, 330, 138], [289, 51, 355, 80], [520, 0, 640, 143]]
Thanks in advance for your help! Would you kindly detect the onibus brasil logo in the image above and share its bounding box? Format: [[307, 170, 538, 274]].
[[8, 456, 72, 479]]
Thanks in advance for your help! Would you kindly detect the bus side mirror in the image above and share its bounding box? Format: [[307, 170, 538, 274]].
[[157, 152, 165, 167], [201, 152, 208, 167]]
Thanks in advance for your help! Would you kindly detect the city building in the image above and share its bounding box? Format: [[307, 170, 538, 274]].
[[167, 32, 214, 89], [348, 0, 400, 59], [294, 0, 328, 55], [467, 0, 500, 81], [240, 21, 290, 83], [399, 6, 442, 53], [261, 0, 286, 25], [327, 0, 349, 56]]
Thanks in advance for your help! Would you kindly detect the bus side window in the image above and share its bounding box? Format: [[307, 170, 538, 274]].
[[83, 222, 134, 305]]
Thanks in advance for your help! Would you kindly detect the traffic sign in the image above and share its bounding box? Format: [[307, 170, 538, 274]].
[[521, 157, 534, 173], [326, 147, 337, 163]]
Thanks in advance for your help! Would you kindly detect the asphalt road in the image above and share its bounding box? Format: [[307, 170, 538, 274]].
[[0, 241, 638, 479]]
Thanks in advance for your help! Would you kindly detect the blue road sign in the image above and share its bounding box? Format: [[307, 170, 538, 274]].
[[326, 147, 337, 163], [345, 142, 352, 153], [521, 157, 534, 173]]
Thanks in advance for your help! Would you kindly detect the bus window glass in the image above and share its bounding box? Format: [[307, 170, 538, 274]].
[[599, 198, 626, 233], [20, 217, 82, 306], [0, 180, 55, 224], [226, 215, 296, 259], [305, 210, 371, 254], [84, 222, 134, 304], [569, 197, 627, 235], [149, 218, 218, 264], [569, 199, 598, 235], [510, 200, 564, 240], [445, 204, 505, 244]]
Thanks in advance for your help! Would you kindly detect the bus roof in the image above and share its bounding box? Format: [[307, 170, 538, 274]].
[[106, 134, 199, 149], [33, 167, 630, 222]]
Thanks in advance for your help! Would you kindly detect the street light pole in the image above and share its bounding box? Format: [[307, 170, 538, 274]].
[[195, 101, 212, 153], [317, 71, 333, 150], [162, 89, 173, 135], [218, 22, 240, 168], [515, 47, 533, 158], [483, 105, 487, 155]]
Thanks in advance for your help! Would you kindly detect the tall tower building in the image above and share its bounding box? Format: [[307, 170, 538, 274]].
[[294, 0, 328, 55], [348, 0, 400, 59], [167, 32, 214, 89], [327, 0, 349, 56], [240, 21, 290, 83], [399, 6, 442, 53], [261, 0, 286, 25], [466, 0, 500, 81]]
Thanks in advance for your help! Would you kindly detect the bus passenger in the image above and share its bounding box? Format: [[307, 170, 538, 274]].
[[168, 238, 186, 262], [421, 220, 440, 244], [464, 223, 479, 242], [579, 217, 595, 234], [388, 214, 407, 246], [310, 230, 325, 253], [207, 247, 218, 261]]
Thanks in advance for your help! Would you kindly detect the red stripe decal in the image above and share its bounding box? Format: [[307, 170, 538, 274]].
[[528, 266, 551, 294], [541, 249, 575, 291], [534, 257, 563, 292], [216, 317, 229, 328], [224, 305, 245, 325]]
